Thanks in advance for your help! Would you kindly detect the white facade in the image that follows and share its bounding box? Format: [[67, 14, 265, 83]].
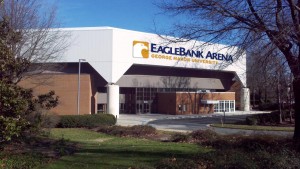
[[60, 27, 247, 87]]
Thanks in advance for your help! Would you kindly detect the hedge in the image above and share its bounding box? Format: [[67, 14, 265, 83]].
[[57, 114, 116, 128], [246, 117, 258, 125]]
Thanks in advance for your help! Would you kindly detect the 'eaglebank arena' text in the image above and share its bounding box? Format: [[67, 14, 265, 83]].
[[151, 43, 234, 63]]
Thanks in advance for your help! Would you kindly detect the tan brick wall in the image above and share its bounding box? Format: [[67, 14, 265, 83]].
[[19, 74, 92, 115]]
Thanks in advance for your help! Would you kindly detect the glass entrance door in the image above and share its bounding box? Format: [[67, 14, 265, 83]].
[[143, 103, 150, 113], [136, 102, 143, 114], [135, 87, 156, 114], [136, 101, 151, 114]]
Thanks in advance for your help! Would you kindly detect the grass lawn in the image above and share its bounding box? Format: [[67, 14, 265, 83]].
[[211, 123, 294, 132], [45, 128, 206, 169]]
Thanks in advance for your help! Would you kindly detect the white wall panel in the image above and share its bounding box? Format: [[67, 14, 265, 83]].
[[61, 28, 113, 82], [58, 27, 247, 87]]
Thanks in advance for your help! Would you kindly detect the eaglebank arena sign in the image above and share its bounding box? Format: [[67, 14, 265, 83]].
[[133, 40, 233, 64]]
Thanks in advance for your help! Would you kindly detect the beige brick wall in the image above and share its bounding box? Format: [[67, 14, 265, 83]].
[[19, 74, 92, 115]]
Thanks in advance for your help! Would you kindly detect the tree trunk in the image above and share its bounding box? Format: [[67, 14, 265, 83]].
[[264, 86, 268, 103], [277, 75, 283, 123], [293, 78, 300, 140], [289, 97, 293, 123], [258, 89, 262, 104], [289, 73, 293, 123]]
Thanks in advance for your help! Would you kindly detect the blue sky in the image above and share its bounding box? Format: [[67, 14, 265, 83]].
[[44, 0, 178, 34]]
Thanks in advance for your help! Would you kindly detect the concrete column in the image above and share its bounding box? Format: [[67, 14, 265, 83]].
[[240, 88, 250, 111], [107, 84, 119, 118]]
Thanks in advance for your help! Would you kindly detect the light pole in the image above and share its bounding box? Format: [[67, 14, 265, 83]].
[[77, 59, 86, 115], [253, 88, 256, 109]]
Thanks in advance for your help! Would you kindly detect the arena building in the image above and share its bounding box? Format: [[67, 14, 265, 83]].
[[19, 27, 250, 117]]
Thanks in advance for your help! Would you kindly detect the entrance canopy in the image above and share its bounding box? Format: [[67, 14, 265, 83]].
[[121, 64, 237, 90], [201, 100, 220, 104]]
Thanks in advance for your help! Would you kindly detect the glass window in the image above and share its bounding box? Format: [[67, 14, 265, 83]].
[[144, 88, 150, 100], [151, 88, 157, 100], [183, 105, 187, 112], [230, 100, 235, 112], [178, 105, 182, 111], [220, 101, 225, 112], [225, 101, 230, 112], [214, 103, 219, 112], [212, 100, 235, 113], [136, 88, 143, 100]]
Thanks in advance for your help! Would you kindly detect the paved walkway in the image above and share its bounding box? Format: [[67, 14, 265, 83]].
[[117, 111, 293, 137], [117, 110, 269, 126]]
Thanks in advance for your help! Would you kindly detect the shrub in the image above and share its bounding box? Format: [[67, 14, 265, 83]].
[[0, 153, 45, 169], [26, 106, 61, 129], [254, 112, 280, 125], [190, 130, 219, 142], [246, 117, 258, 125], [40, 112, 61, 128], [170, 133, 190, 142], [283, 109, 295, 119], [198, 149, 300, 169], [193, 133, 300, 168], [0, 115, 29, 143], [237, 136, 274, 152], [244, 111, 287, 126], [253, 149, 300, 168], [197, 150, 257, 169], [234, 135, 295, 153], [96, 125, 157, 137], [130, 125, 157, 137], [0, 81, 59, 143], [57, 114, 116, 128]]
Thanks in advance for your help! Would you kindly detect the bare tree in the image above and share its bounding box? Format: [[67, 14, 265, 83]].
[[247, 51, 278, 105], [248, 47, 292, 123], [160, 76, 191, 89], [0, 0, 68, 83], [159, 0, 300, 140]]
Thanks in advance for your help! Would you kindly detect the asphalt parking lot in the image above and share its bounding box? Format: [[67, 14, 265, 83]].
[[117, 111, 293, 136]]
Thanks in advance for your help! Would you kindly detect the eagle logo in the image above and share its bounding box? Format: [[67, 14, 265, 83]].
[[133, 41, 149, 58]]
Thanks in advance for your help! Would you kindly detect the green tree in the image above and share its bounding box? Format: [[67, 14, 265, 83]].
[[0, 18, 58, 143]]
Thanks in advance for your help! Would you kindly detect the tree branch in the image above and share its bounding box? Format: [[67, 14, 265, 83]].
[[246, 0, 267, 30]]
